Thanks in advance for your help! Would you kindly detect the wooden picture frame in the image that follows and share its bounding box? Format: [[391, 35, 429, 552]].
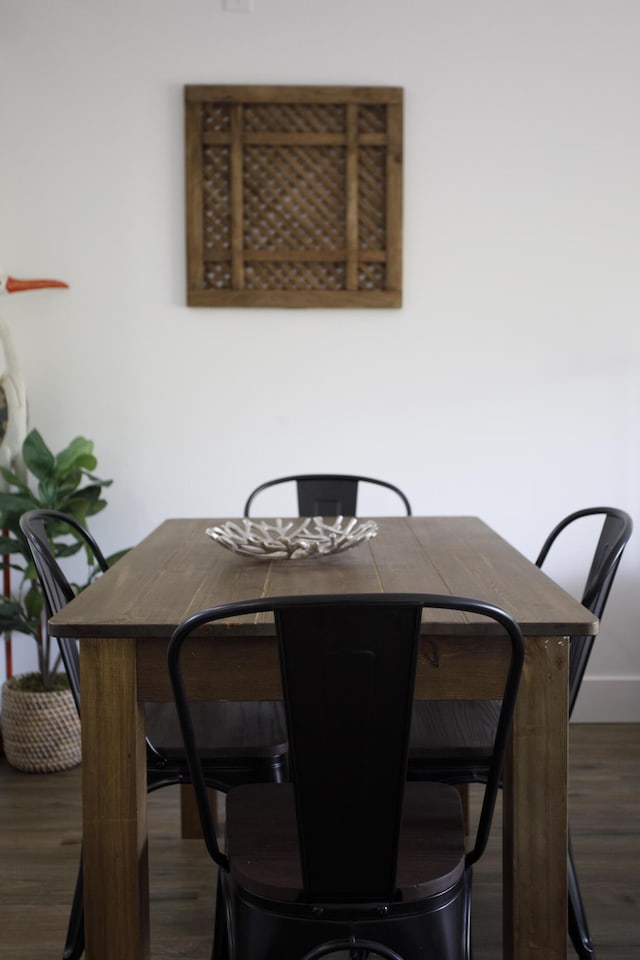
[[185, 85, 403, 308]]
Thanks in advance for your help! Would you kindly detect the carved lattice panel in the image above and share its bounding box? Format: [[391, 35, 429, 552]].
[[185, 86, 403, 308]]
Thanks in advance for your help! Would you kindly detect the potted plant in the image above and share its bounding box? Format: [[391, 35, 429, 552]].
[[0, 428, 122, 771]]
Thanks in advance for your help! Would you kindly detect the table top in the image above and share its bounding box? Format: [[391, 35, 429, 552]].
[[49, 516, 597, 640]]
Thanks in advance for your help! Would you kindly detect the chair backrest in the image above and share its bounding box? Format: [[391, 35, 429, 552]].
[[168, 593, 524, 898], [243, 474, 412, 518], [535, 507, 632, 716], [19, 509, 109, 714]]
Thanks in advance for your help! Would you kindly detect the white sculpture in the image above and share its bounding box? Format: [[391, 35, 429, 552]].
[[206, 516, 379, 560], [0, 271, 68, 477]]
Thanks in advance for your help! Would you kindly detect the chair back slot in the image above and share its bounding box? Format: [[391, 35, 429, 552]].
[[277, 601, 420, 901]]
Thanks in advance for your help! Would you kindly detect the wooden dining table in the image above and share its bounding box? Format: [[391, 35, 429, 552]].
[[48, 515, 597, 960]]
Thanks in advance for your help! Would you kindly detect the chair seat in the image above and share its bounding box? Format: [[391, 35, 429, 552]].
[[145, 701, 288, 759], [226, 781, 466, 903], [409, 701, 499, 760]]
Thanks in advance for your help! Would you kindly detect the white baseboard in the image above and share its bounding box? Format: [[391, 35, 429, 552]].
[[570, 676, 640, 723]]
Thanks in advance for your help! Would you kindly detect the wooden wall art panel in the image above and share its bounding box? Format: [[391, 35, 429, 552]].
[[185, 85, 403, 308]]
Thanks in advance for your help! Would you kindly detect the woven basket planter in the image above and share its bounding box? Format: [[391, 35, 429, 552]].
[[1, 679, 81, 773]]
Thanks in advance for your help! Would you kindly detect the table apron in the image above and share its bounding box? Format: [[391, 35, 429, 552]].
[[136, 633, 518, 701]]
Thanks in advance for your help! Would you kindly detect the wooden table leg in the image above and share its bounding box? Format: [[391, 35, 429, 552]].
[[503, 635, 568, 959], [81, 637, 150, 960]]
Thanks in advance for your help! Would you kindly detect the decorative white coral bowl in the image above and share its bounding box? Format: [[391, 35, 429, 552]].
[[206, 517, 378, 561]]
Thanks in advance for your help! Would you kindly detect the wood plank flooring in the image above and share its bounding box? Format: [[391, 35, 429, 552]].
[[0, 724, 637, 959]]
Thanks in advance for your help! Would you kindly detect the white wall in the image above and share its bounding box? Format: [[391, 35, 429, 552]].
[[1, 0, 639, 718]]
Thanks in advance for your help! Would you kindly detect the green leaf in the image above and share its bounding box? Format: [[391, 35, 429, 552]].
[[105, 548, 129, 566], [0, 534, 24, 555], [84, 472, 112, 487], [66, 488, 108, 518], [0, 600, 24, 621], [0, 599, 39, 637], [1, 560, 30, 574], [24, 584, 43, 620], [52, 540, 83, 559], [22, 429, 55, 481], [0, 490, 38, 516], [68, 482, 110, 503], [54, 436, 97, 475], [0, 466, 30, 492], [46, 474, 81, 503]]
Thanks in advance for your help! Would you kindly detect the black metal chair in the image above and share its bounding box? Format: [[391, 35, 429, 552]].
[[19, 509, 288, 960], [243, 474, 412, 517], [168, 593, 524, 960], [407, 507, 633, 960]]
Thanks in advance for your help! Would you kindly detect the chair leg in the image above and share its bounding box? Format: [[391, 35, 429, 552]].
[[63, 855, 85, 960], [454, 783, 470, 834], [568, 834, 596, 959], [212, 872, 230, 960], [463, 868, 472, 960]]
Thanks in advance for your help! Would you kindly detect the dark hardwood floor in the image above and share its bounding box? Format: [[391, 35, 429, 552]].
[[0, 724, 637, 958]]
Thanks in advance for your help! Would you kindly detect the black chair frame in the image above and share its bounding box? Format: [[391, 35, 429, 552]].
[[243, 474, 412, 518], [536, 507, 632, 716], [536, 506, 632, 960], [19, 509, 288, 960], [168, 593, 524, 960], [407, 506, 633, 960]]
